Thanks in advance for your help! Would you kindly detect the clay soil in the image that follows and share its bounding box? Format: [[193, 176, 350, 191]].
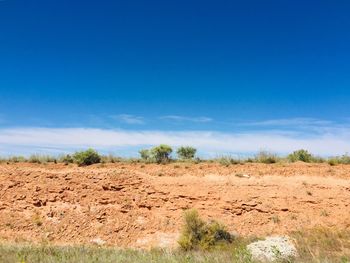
[[0, 162, 350, 248]]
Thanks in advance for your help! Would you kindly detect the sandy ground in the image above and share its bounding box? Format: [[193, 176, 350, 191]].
[[0, 162, 350, 248]]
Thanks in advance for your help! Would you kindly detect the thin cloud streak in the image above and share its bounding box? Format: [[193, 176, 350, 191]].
[[160, 115, 213, 123], [0, 127, 349, 156], [110, 114, 145, 124], [242, 118, 334, 127]]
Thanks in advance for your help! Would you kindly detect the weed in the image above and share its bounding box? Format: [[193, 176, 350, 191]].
[[255, 151, 279, 164], [320, 210, 329, 217], [178, 209, 233, 250], [216, 156, 241, 166], [271, 215, 280, 224], [292, 227, 350, 262], [290, 214, 298, 220]]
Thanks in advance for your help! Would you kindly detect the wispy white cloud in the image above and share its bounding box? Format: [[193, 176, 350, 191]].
[[0, 126, 349, 156], [160, 115, 212, 123], [241, 118, 334, 127], [110, 114, 145, 124]]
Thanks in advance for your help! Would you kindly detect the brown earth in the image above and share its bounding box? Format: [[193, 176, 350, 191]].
[[0, 162, 350, 248]]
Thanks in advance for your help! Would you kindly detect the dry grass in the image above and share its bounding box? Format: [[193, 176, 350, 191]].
[[292, 227, 350, 262], [0, 228, 349, 262]]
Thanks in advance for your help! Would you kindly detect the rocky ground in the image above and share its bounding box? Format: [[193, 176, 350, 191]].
[[0, 162, 350, 249]]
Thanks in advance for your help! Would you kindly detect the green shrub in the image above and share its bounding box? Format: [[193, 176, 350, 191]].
[[338, 154, 350, 164], [72, 149, 101, 166], [288, 149, 313, 163], [59, 154, 74, 165], [326, 154, 350, 165], [177, 146, 197, 160], [178, 209, 233, 250], [139, 149, 151, 161], [327, 158, 338, 166], [255, 151, 278, 164], [150, 144, 173, 163]]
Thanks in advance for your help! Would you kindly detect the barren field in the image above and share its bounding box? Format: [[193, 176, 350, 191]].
[[0, 162, 350, 249]]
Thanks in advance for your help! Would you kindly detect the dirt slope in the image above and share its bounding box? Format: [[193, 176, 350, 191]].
[[0, 162, 350, 248]]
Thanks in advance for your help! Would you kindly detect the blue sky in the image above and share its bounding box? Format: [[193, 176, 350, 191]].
[[0, 0, 350, 156]]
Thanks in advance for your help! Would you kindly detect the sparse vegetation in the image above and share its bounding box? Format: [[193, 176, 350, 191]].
[[151, 144, 173, 163], [8, 156, 26, 163], [271, 215, 280, 224], [139, 144, 173, 164], [292, 227, 350, 262], [100, 154, 122, 164], [178, 209, 233, 250], [1, 148, 350, 166], [138, 145, 173, 163], [28, 154, 57, 164], [177, 146, 197, 160], [139, 149, 151, 162], [216, 156, 241, 166], [255, 151, 279, 164], [320, 210, 330, 217], [0, 227, 349, 262], [72, 149, 101, 166], [288, 149, 314, 163], [0, 244, 254, 263], [59, 154, 74, 165]]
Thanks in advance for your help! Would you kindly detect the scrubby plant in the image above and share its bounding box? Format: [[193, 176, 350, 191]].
[[327, 158, 338, 166], [255, 151, 279, 164], [178, 209, 233, 250], [327, 154, 350, 165], [28, 154, 42, 164], [150, 144, 173, 163], [28, 155, 58, 164], [340, 154, 350, 164], [177, 146, 197, 160], [139, 149, 151, 161], [59, 154, 74, 165], [8, 156, 26, 163], [100, 154, 122, 164], [72, 149, 101, 166], [288, 149, 313, 163], [216, 156, 241, 166]]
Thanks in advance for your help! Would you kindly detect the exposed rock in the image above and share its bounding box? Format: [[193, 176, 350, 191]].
[[247, 236, 298, 262]]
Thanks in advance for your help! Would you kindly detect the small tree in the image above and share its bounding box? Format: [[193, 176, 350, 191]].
[[177, 146, 197, 160], [288, 149, 313, 163], [73, 148, 101, 166], [150, 144, 172, 163]]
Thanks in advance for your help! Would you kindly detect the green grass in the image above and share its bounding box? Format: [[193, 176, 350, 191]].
[[0, 244, 254, 263]]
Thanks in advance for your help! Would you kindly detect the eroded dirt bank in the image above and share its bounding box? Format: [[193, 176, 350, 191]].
[[0, 162, 350, 248]]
